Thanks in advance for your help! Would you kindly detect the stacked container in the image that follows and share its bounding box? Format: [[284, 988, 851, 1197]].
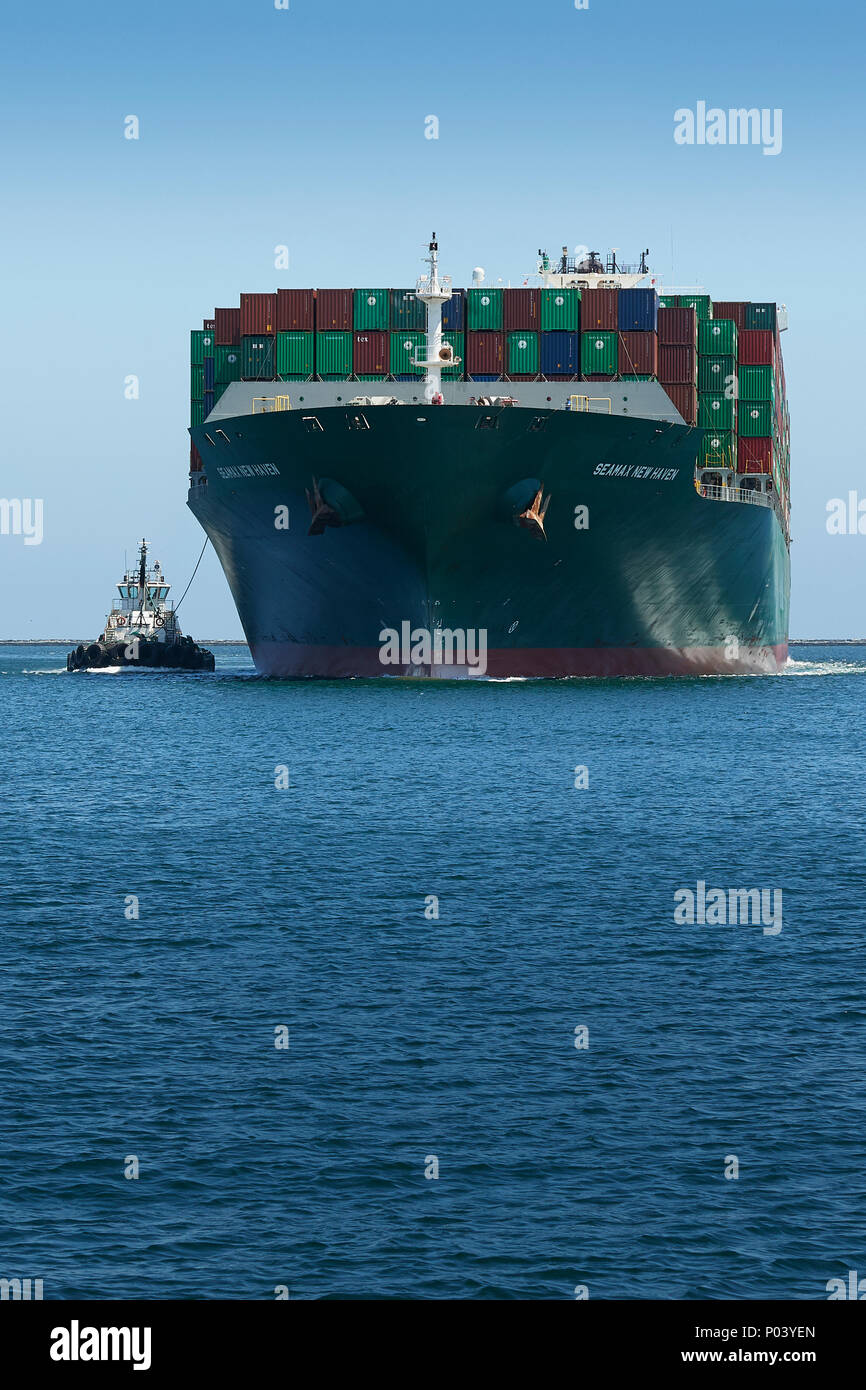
[[658, 306, 697, 423], [697, 316, 737, 466], [616, 288, 659, 379]]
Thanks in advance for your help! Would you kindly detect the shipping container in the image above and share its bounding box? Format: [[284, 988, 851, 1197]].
[[276, 331, 314, 378], [745, 302, 777, 332], [190, 400, 205, 427], [697, 354, 735, 393], [712, 301, 747, 330], [215, 307, 241, 345], [390, 288, 427, 331], [442, 332, 464, 378], [658, 306, 697, 345], [620, 374, 655, 381], [190, 443, 203, 472], [578, 331, 616, 377], [242, 335, 276, 379], [580, 288, 618, 330], [658, 296, 678, 309], [353, 330, 389, 377], [276, 288, 314, 332], [215, 346, 242, 383], [190, 330, 214, 366], [390, 331, 426, 377], [698, 318, 737, 356], [316, 289, 353, 332], [737, 436, 773, 473], [662, 383, 697, 424], [659, 344, 696, 383], [316, 330, 353, 376], [240, 293, 276, 336], [466, 331, 504, 377], [507, 331, 539, 376], [738, 329, 775, 365], [191, 364, 204, 396], [738, 364, 775, 401], [618, 331, 658, 376], [354, 289, 390, 331], [203, 318, 215, 331], [540, 287, 580, 332], [618, 288, 659, 332], [739, 402, 774, 436], [698, 392, 736, 430], [537, 330, 578, 377], [466, 288, 503, 331], [699, 429, 737, 468], [441, 291, 465, 331], [213, 382, 228, 405], [203, 390, 214, 416], [503, 288, 540, 331], [678, 294, 712, 319], [203, 357, 215, 391]]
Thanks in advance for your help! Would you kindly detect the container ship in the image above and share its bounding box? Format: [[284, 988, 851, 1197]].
[[187, 239, 790, 678]]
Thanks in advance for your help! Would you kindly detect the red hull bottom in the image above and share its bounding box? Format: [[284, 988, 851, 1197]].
[[250, 643, 790, 679]]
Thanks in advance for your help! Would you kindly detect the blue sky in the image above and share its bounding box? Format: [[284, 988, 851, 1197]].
[[1, 0, 864, 637]]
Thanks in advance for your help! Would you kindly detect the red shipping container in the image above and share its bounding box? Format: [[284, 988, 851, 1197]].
[[203, 318, 215, 330], [618, 331, 658, 376], [659, 345, 696, 383], [738, 330, 775, 365], [215, 307, 241, 345], [353, 331, 389, 377], [503, 288, 540, 331], [662, 383, 697, 424], [315, 289, 353, 331], [580, 288, 618, 329], [737, 437, 773, 473], [189, 443, 203, 472], [712, 301, 747, 330], [466, 332, 504, 377], [240, 293, 276, 335], [277, 288, 315, 332], [658, 306, 697, 345]]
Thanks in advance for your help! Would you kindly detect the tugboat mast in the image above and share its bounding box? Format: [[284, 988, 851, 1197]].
[[137, 537, 148, 627]]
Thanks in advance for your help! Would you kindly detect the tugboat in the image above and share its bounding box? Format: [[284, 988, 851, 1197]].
[[67, 539, 215, 672]]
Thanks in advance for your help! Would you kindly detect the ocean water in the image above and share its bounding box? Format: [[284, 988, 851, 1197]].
[[1, 643, 865, 1301]]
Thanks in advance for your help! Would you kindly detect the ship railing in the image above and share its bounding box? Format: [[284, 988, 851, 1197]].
[[415, 274, 452, 298], [567, 395, 613, 414], [252, 395, 292, 414], [698, 482, 787, 533]]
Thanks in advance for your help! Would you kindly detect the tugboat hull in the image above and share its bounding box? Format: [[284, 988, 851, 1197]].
[[67, 639, 215, 672]]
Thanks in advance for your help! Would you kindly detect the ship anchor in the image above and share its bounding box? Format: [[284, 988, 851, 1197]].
[[305, 477, 342, 536], [515, 486, 551, 540]]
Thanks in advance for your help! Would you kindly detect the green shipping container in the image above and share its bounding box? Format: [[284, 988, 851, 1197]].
[[699, 429, 736, 468], [540, 287, 580, 331], [442, 332, 464, 378], [738, 365, 775, 401], [466, 287, 503, 331], [679, 295, 712, 320], [739, 401, 774, 436], [390, 331, 425, 377], [354, 289, 390, 331], [190, 399, 205, 427], [190, 330, 215, 366], [698, 392, 736, 430], [697, 354, 735, 393], [658, 296, 678, 309], [621, 374, 654, 381], [698, 318, 737, 356], [241, 335, 276, 379], [191, 365, 204, 396], [276, 331, 313, 378], [581, 331, 617, 376], [745, 302, 777, 331], [390, 289, 426, 331], [315, 331, 352, 377], [507, 331, 539, 375], [215, 346, 242, 383]]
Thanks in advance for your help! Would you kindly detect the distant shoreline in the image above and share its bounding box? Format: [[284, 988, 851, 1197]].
[[2, 639, 865, 647]]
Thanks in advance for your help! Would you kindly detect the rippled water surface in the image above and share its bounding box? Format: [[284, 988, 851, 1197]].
[[1, 643, 865, 1299]]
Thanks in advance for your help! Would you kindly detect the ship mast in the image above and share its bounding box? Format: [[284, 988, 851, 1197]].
[[414, 233, 459, 401], [137, 537, 147, 628]]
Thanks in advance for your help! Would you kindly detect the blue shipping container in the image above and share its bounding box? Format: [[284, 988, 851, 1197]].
[[203, 390, 214, 416], [203, 357, 215, 390], [617, 288, 659, 332], [540, 331, 580, 376], [469, 374, 500, 381], [442, 292, 465, 330]]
